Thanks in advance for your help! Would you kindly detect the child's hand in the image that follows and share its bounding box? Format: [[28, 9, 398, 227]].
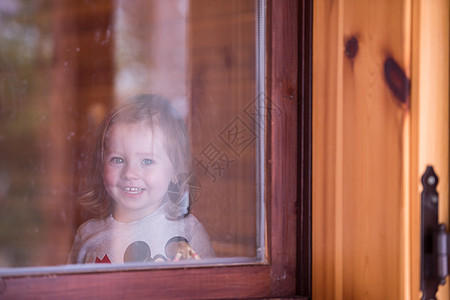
[[165, 236, 201, 261]]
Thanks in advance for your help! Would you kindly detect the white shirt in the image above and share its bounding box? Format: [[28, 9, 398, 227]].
[[68, 205, 215, 264]]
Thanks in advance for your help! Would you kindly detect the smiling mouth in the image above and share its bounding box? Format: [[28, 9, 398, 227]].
[[122, 187, 145, 194]]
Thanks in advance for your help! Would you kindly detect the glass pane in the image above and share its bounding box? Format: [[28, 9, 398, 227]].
[[0, 0, 265, 271]]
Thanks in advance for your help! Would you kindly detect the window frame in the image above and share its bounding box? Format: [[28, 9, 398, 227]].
[[0, 0, 311, 298]]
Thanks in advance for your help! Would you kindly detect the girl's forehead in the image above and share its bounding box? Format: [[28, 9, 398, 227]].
[[107, 121, 158, 136], [104, 122, 168, 151]]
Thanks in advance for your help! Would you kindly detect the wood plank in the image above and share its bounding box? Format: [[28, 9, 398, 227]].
[[312, 0, 343, 297], [267, 0, 299, 296], [297, 0, 313, 297], [411, 0, 450, 298], [313, 0, 411, 298], [1, 265, 271, 299]]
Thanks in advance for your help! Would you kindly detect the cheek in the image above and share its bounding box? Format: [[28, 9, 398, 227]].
[[145, 172, 172, 190], [103, 166, 117, 186], [161, 166, 175, 186]]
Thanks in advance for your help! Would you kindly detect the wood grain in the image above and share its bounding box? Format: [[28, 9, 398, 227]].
[[313, 0, 411, 298], [411, 0, 450, 298], [1, 266, 271, 300], [188, 0, 258, 258], [297, 0, 313, 297], [267, 0, 299, 296]]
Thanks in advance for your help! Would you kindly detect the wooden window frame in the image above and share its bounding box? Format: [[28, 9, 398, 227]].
[[0, 0, 312, 298]]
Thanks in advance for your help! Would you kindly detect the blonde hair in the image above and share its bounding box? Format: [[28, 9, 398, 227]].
[[79, 94, 192, 220]]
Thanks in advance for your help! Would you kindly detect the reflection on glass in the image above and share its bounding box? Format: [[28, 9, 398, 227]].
[[0, 0, 261, 269]]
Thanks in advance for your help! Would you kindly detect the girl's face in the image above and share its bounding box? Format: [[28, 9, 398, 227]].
[[103, 122, 175, 222]]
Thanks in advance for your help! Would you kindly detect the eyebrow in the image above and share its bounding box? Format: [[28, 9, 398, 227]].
[[137, 152, 162, 159], [102, 146, 164, 159]]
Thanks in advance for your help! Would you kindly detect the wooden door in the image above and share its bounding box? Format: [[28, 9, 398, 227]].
[[312, 0, 449, 299]]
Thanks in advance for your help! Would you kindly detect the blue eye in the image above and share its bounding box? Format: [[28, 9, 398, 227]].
[[142, 159, 153, 165], [110, 157, 124, 164]]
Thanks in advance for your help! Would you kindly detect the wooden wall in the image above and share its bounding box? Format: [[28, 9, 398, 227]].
[[411, 0, 449, 298], [188, 0, 258, 257], [312, 0, 449, 298], [0, 0, 114, 267], [51, 0, 115, 263]]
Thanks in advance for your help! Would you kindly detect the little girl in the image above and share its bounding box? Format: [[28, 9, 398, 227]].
[[69, 94, 215, 264]]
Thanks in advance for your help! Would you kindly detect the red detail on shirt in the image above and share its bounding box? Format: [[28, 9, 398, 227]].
[[95, 254, 111, 263]]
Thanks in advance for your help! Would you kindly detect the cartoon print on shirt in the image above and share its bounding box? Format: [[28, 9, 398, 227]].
[[94, 236, 201, 263], [120, 237, 197, 263], [122, 241, 168, 262], [123, 241, 152, 262], [95, 254, 111, 263]]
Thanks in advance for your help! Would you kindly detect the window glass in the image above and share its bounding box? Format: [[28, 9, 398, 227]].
[[0, 0, 265, 270]]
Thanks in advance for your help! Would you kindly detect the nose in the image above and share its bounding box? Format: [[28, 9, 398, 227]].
[[121, 162, 140, 180]]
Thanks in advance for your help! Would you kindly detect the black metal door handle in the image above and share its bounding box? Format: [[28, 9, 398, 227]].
[[421, 166, 448, 300]]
